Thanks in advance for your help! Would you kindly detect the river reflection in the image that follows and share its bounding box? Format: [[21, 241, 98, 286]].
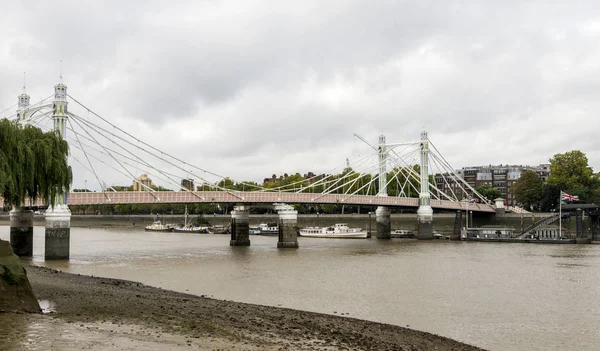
[[1, 223, 599, 351]]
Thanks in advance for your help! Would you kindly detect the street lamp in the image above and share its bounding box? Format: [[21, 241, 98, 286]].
[[85, 180, 87, 192], [368, 211, 374, 238]]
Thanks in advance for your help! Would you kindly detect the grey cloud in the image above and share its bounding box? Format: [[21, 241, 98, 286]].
[[2, 1, 600, 188]]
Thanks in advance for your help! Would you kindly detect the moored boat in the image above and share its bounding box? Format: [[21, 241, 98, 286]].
[[257, 222, 278, 235], [172, 225, 210, 233], [209, 225, 231, 234], [298, 223, 368, 239], [391, 229, 415, 238], [145, 220, 173, 232], [172, 206, 210, 233]]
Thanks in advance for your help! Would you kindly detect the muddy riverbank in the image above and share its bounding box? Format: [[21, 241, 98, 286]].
[[2, 265, 485, 350]]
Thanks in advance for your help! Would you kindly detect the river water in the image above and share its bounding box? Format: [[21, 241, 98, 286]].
[[1, 218, 599, 351]]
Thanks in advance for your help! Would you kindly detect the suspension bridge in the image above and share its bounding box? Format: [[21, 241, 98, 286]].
[[3, 74, 498, 259]]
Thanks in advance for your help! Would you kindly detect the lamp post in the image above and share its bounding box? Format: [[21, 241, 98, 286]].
[[85, 179, 87, 192], [368, 211, 374, 238], [463, 199, 470, 229]]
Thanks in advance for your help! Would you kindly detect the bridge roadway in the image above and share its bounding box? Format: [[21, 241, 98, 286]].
[[3, 191, 495, 213]]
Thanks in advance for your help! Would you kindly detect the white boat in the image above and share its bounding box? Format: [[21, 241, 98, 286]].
[[145, 220, 173, 232], [298, 223, 368, 239], [257, 222, 278, 235]]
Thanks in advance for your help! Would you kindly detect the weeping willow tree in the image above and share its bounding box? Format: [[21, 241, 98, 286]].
[[0, 118, 72, 208]]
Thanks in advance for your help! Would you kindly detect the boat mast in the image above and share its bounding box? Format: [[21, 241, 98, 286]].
[[184, 206, 188, 227]]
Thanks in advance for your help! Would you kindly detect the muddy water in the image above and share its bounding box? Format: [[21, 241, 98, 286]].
[[1, 215, 599, 351]]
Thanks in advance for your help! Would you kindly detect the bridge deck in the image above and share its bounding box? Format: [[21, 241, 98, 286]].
[[2, 191, 496, 213]]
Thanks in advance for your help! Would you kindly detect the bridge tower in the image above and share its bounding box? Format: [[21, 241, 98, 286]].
[[375, 134, 391, 239], [417, 130, 434, 239], [17, 74, 30, 123], [44, 73, 72, 259], [9, 76, 35, 257]]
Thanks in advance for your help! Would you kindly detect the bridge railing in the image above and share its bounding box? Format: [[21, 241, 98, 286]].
[[1, 191, 496, 212]]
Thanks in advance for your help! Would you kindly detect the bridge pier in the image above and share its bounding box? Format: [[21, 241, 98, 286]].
[[230, 206, 250, 246], [9, 208, 34, 257], [417, 207, 434, 239], [45, 205, 71, 260], [375, 206, 391, 239], [277, 206, 299, 248], [451, 210, 462, 240]]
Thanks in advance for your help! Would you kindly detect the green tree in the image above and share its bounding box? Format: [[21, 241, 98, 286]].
[[547, 150, 599, 201], [513, 170, 543, 210], [0, 119, 72, 207], [539, 184, 560, 212], [475, 185, 502, 202], [216, 178, 235, 190]]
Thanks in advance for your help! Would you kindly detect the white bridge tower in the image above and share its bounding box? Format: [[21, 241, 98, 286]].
[[416, 130, 434, 239]]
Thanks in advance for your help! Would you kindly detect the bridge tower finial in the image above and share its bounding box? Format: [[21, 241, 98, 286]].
[[17, 72, 31, 124], [59, 59, 63, 84]]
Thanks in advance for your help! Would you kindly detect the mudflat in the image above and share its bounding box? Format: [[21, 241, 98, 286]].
[[7, 265, 485, 350]]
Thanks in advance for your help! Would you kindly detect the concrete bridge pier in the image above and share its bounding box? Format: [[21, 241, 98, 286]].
[[277, 205, 299, 248], [375, 206, 391, 239], [45, 205, 71, 260], [451, 210, 462, 240], [230, 205, 250, 246], [417, 206, 434, 239], [9, 208, 34, 257]]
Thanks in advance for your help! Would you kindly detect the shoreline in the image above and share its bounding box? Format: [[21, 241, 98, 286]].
[[12, 265, 485, 350]]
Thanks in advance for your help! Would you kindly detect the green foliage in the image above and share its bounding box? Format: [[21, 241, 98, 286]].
[[217, 178, 235, 190], [0, 119, 72, 207], [547, 150, 599, 202], [513, 170, 543, 210], [387, 166, 420, 197], [539, 184, 560, 212], [475, 185, 502, 202]]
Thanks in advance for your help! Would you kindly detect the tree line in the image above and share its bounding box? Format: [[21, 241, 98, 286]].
[[512, 150, 599, 211]]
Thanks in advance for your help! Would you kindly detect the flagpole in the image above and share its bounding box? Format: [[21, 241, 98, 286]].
[[559, 190, 562, 238]]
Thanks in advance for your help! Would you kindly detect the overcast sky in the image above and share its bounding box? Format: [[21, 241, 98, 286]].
[[2, 1, 600, 190]]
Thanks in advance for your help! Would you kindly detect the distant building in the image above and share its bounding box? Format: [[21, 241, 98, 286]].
[[133, 173, 154, 191], [437, 164, 550, 206], [535, 163, 551, 182], [181, 178, 194, 191]]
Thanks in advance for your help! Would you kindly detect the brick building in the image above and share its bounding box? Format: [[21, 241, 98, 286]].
[[435, 164, 550, 206]]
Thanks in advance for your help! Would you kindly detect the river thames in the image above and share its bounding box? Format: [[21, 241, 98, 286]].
[[1, 219, 599, 351]]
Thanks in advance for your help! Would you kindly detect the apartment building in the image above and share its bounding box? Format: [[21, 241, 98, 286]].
[[133, 173, 155, 191], [435, 164, 549, 206]]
